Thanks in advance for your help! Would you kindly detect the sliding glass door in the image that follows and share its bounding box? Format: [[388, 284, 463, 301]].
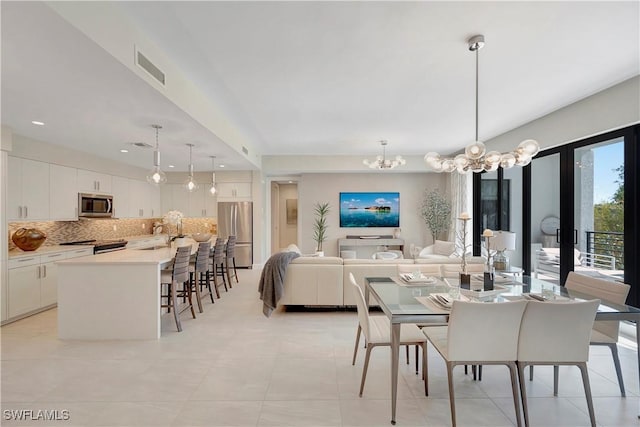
[[523, 125, 638, 307]]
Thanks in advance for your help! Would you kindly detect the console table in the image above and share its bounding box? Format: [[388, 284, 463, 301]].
[[338, 237, 404, 258]]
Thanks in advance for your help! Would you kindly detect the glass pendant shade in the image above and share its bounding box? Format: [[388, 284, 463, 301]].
[[363, 140, 405, 169], [184, 144, 198, 192], [146, 124, 166, 185]]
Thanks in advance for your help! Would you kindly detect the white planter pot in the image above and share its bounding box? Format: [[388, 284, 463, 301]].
[[315, 251, 324, 257]]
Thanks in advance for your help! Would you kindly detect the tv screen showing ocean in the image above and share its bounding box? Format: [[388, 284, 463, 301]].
[[339, 192, 400, 227]]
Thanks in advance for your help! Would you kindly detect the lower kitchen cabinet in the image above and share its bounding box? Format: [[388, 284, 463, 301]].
[[5, 248, 93, 323]]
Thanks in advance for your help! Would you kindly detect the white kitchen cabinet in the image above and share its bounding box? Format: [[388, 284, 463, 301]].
[[129, 179, 153, 218], [39, 252, 65, 307], [160, 184, 189, 216], [7, 257, 41, 318], [77, 169, 112, 194], [7, 157, 50, 221], [216, 182, 251, 201], [150, 187, 161, 218], [188, 187, 207, 217], [0, 260, 7, 322], [5, 249, 93, 322], [111, 176, 131, 218], [49, 164, 78, 220]]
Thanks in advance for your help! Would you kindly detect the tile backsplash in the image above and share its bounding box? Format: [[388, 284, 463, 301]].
[[8, 218, 217, 251]]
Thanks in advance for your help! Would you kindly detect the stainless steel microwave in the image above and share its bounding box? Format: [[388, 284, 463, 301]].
[[78, 193, 113, 218]]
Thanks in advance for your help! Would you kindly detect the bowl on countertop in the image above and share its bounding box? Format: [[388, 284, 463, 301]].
[[191, 233, 212, 242], [12, 228, 47, 251]]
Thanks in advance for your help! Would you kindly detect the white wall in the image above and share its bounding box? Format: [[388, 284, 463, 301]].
[[484, 76, 639, 153], [297, 172, 447, 257]]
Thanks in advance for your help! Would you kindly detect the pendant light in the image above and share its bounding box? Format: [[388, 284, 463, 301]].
[[146, 124, 167, 185], [183, 143, 199, 192], [208, 156, 217, 195], [424, 35, 539, 173]]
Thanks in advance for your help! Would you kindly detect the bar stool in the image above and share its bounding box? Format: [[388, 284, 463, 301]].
[[160, 245, 196, 332], [211, 237, 229, 293], [225, 235, 239, 284], [189, 241, 213, 312]]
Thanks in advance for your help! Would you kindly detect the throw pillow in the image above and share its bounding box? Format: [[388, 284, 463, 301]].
[[433, 240, 456, 256]]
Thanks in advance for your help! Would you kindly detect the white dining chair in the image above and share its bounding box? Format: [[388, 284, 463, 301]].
[[565, 272, 630, 396], [517, 299, 599, 427], [348, 273, 428, 397], [422, 300, 527, 427]]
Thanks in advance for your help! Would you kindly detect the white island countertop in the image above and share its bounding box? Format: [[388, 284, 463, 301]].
[[57, 246, 176, 266]]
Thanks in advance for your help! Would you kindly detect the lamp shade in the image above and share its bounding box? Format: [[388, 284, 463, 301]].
[[492, 231, 516, 251]]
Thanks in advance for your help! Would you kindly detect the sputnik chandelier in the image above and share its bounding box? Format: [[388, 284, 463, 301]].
[[424, 35, 539, 173], [363, 140, 406, 170]]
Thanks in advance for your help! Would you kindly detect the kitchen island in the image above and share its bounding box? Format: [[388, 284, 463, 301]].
[[57, 243, 195, 340]]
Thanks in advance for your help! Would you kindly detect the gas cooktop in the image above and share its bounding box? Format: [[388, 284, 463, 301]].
[[61, 239, 128, 254]]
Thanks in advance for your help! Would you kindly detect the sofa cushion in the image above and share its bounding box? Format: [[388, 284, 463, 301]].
[[291, 256, 343, 265], [538, 247, 581, 266], [286, 243, 302, 254], [433, 240, 456, 256], [343, 258, 414, 265]]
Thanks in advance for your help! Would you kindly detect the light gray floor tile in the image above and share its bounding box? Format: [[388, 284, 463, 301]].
[[1, 268, 637, 426]]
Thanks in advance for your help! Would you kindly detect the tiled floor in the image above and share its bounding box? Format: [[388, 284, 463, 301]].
[[1, 268, 639, 426]]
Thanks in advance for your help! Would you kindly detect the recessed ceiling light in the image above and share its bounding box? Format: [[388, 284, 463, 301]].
[[31, 120, 45, 126], [168, 165, 175, 168], [120, 149, 129, 153], [219, 164, 225, 168], [288, 181, 293, 184]]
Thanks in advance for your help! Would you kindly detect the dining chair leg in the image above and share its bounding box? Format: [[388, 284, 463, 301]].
[[201, 271, 215, 304], [578, 362, 597, 427], [553, 365, 559, 396], [210, 270, 221, 298], [352, 325, 361, 366], [232, 258, 239, 283], [446, 362, 457, 427], [170, 282, 182, 332], [422, 342, 428, 396], [415, 345, 419, 375], [508, 362, 523, 427], [517, 362, 530, 427], [359, 344, 373, 397], [190, 273, 203, 313], [225, 260, 233, 289], [607, 343, 626, 396], [185, 281, 196, 319], [529, 365, 534, 381], [405, 345, 409, 365]]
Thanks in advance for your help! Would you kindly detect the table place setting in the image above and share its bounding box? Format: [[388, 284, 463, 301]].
[[414, 293, 470, 313], [394, 273, 438, 286]]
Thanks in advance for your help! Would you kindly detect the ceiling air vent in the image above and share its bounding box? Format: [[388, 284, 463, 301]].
[[135, 49, 165, 86], [242, 146, 249, 155], [129, 142, 153, 149]]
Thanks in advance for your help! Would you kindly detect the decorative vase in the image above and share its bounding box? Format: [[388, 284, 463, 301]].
[[12, 228, 47, 251], [459, 272, 471, 289], [483, 266, 494, 291]]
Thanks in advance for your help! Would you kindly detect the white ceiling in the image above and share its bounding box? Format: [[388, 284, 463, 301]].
[[2, 1, 639, 172]]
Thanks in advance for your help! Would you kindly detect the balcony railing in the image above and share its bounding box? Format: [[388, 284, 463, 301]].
[[586, 231, 624, 270]]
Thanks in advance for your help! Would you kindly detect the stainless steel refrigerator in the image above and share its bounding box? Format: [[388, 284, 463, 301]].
[[217, 201, 253, 268]]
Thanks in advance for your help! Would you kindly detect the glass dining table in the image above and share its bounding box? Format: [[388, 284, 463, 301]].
[[363, 275, 640, 425]]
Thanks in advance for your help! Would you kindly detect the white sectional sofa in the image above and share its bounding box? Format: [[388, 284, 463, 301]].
[[281, 255, 485, 307]]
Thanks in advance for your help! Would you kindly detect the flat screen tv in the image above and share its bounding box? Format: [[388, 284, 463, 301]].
[[339, 192, 400, 228]]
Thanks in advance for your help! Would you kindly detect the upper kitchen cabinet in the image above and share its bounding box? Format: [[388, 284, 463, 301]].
[[77, 169, 112, 194], [7, 157, 50, 221], [111, 176, 131, 218], [160, 184, 214, 218], [216, 182, 252, 201], [49, 164, 77, 220], [129, 179, 161, 218]]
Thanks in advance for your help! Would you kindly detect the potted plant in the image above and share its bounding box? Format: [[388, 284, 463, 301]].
[[312, 202, 330, 256], [420, 190, 452, 243], [164, 210, 185, 246]]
